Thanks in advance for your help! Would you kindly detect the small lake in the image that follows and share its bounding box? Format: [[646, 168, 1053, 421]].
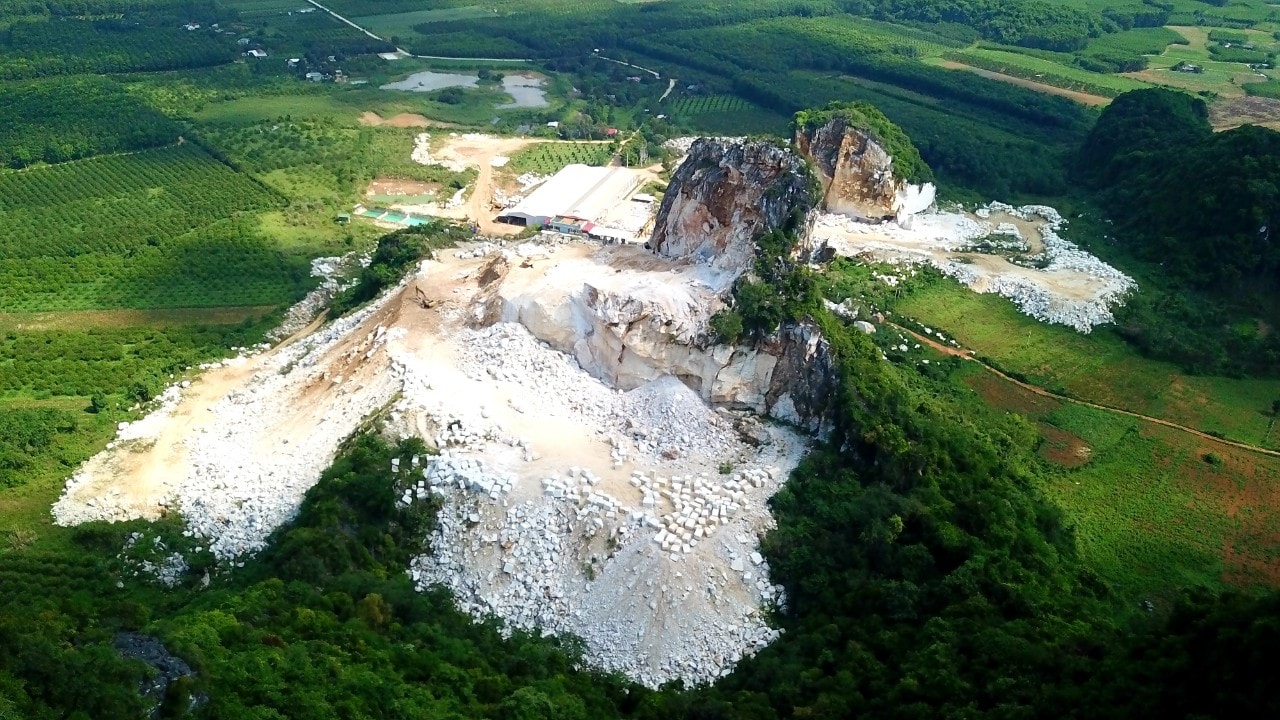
[[380, 71, 549, 108]]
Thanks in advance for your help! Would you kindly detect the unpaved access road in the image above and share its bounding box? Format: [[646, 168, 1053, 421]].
[[938, 60, 1111, 106]]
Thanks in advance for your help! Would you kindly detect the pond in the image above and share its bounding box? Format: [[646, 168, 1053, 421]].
[[380, 71, 549, 108]]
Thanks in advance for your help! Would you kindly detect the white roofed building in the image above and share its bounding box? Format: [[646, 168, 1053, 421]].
[[497, 164, 642, 229]]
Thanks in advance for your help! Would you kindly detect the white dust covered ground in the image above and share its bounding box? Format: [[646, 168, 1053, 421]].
[[53, 240, 807, 687], [813, 202, 1135, 331]]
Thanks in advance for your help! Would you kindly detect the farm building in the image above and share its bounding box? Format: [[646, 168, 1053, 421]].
[[497, 164, 644, 232]]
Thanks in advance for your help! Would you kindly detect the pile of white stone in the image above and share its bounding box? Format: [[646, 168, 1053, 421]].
[[397, 452, 516, 507], [460, 324, 742, 466], [410, 132, 433, 165], [268, 253, 368, 341], [644, 467, 774, 568], [412, 455, 791, 686], [119, 531, 190, 588], [940, 203, 1136, 332], [818, 202, 1137, 332], [129, 290, 402, 559]]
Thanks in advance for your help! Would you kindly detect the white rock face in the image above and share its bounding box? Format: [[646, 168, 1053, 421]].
[[894, 182, 937, 224], [54, 240, 816, 689], [493, 251, 831, 432]]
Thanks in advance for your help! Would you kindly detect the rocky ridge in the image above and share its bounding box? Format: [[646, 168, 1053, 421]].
[[794, 112, 936, 224], [649, 138, 816, 274]]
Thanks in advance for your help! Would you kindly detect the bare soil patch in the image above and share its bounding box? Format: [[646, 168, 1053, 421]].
[[0, 306, 276, 331], [366, 177, 440, 198], [359, 111, 456, 128], [1210, 95, 1280, 130], [939, 60, 1111, 106]]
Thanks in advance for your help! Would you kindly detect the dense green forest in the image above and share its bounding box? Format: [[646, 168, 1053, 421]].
[[1079, 89, 1280, 375], [0, 77, 177, 168]]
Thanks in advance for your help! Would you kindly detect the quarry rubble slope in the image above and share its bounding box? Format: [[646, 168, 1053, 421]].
[[52, 237, 815, 687]]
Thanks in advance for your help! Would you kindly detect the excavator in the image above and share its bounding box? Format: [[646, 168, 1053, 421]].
[[414, 285, 437, 309]]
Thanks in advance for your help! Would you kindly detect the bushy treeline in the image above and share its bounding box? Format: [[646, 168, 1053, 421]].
[[1079, 89, 1280, 375], [329, 221, 469, 317], [0, 16, 236, 80], [0, 77, 176, 168]]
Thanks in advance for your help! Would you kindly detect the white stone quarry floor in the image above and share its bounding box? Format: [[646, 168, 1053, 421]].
[[814, 202, 1135, 332], [53, 238, 808, 687]]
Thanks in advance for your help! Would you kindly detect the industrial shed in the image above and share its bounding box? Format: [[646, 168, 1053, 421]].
[[497, 164, 642, 228]]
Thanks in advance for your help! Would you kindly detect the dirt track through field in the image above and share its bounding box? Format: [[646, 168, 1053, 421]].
[[0, 306, 277, 330], [938, 60, 1111, 106], [896, 324, 1280, 459]]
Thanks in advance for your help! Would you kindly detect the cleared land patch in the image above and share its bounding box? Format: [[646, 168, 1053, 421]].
[[961, 364, 1280, 595], [933, 59, 1111, 105]]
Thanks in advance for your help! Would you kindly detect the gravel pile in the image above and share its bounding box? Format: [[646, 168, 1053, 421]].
[[816, 202, 1136, 332]]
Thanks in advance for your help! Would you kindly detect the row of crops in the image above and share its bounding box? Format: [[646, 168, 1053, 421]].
[[0, 220, 311, 312], [0, 145, 281, 260], [669, 95, 752, 116], [0, 324, 262, 396], [507, 142, 613, 175]]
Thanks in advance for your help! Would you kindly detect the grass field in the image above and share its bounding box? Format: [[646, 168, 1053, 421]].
[[507, 142, 613, 174], [895, 280, 1280, 450], [962, 366, 1280, 597], [1127, 25, 1278, 97], [952, 46, 1154, 94]]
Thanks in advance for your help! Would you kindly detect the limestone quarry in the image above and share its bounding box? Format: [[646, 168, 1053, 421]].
[[52, 118, 1137, 688]]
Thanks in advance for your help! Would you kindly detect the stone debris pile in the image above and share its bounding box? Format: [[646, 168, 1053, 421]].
[[119, 531, 190, 588], [410, 132, 433, 165], [814, 202, 1136, 332], [269, 253, 368, 341]]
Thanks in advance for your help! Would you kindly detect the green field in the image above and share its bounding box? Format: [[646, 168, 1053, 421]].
[[895, 280, 1280, 450], [961, 366, 1280, 596], [1131, 25, 1279, 96], [952, 46, 1155, 93], [353, 6, 496, 37], [507, 141, 613, 174], [668, 94, 791, 135]]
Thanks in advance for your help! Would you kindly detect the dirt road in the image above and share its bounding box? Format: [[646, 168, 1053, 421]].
[[896, 323, 1280, 459], [938, 60, 1111, 106]]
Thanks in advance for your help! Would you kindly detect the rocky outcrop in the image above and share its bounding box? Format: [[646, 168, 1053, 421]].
[[795, 115, 936, 225], [498, 274, 837, 436], [649, 138, 816, 274]]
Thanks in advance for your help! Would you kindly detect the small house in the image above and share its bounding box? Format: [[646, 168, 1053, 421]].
[[183, 23, 200, 31], [606, 128, 618, 137], [287, 58, 301, 67], [237, 37, 251, 46], [305, 71, 324, 82], [246, 49, 267, 59], [546, 121, 560, 128]]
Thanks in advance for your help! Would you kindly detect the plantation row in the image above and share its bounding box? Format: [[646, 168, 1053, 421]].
[[0, 145, 280, 260], [0, 222, 312, 312], [0, 19, 236, 80], [507, 142, 613, 174], [669, 95, 752, 115], [0, 324, 268, 397], [0, 76, 177, 168]]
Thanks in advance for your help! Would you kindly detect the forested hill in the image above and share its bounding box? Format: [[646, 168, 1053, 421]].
[[1078, 89, 1280, 374], [1081, 89, 1280, 290]]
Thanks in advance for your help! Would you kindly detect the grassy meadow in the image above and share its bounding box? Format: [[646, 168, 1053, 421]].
[[895, 280, 1280, 450]]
